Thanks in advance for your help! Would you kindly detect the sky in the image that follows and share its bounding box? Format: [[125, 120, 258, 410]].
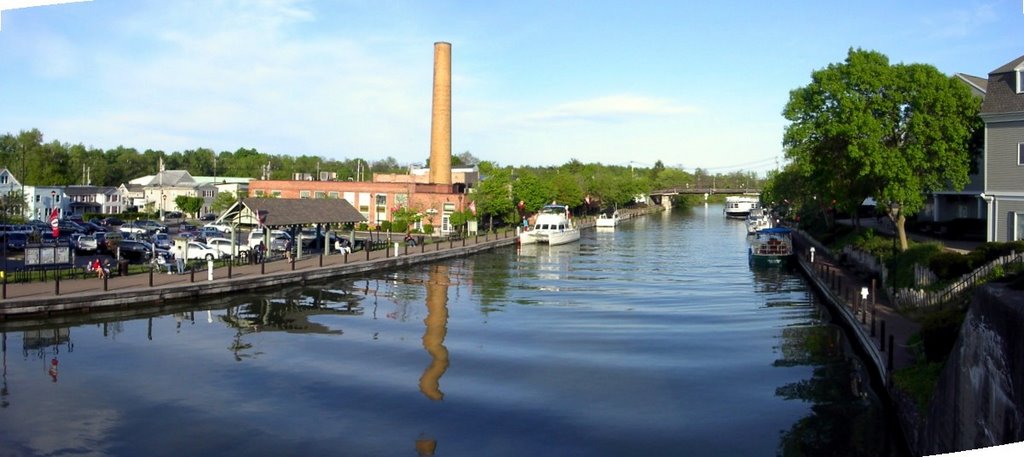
[[0, 0, 1022, 175]]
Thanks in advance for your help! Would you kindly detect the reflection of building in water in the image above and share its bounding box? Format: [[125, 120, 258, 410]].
[[420, 265, 450, 401], [22, 328, 73, 383]]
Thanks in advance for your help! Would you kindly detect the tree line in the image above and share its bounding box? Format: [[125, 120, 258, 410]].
[[1, 128, 767, 225]]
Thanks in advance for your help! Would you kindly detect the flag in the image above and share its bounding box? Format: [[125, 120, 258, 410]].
[[49, 207, 60, 237], [468, 200, 477, 216]]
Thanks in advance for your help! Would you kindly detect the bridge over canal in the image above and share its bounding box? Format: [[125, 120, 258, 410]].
[[648, 187, 760, 208]]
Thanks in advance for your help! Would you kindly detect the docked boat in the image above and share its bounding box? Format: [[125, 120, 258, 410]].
[[748, 227, 794, 266], [724, 195, 760, 219], [744, 207, 772, 234], [595, 210, 620, 228], [519, 204, 581, 246]]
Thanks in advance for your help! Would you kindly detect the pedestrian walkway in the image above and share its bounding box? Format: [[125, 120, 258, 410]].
[[791, 232, 920, 385], [0, 230, 519, 318]]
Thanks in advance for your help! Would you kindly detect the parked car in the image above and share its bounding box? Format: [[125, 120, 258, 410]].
[[151, 232, 174, 250], [136, 220, 168, 234], [95, 231, 123, 254], [101, 216, 125, 227], [199, 213, 217, 221], [195, 227, 226, 242], [116, 240, 154, 264], [164, 211, 183, 219], [203, 222, 233, 234], [247, 229, 290, 252], [182, 241, 224, 261], [82, 221, 107, 234], [4, 232, 28, 251], [205, 237, 250, 258], [71, 233, 98, 254]]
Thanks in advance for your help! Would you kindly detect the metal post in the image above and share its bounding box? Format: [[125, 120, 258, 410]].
[[880, 321, 887, 352], [149, 267, 153, 287], [871, 309, 876, 337], [344, 252, 348, 264], [103, 274, 108, 291], [190, 265, 195, 283], [319, 248, 323, 267], [887, 336, 895, 371], [228, 259, 232, 278], [55, 268, 60, 295], [261, 257, 265, 274]]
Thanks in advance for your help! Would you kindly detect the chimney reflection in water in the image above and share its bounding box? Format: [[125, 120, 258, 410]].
[[419, 264, 450, 401]]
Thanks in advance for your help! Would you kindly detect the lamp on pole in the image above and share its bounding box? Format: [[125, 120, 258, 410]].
[[161, 194, 166, 222]]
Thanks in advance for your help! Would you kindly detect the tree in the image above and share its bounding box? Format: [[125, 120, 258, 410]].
[[175, 195, 204, 217], [782, 48, 980, 250], [212, 191, 238, 214]]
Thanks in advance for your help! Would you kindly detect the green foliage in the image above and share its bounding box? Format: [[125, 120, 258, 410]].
[[211, 191, 238, 213], [379, 220, 392, 232], [175, 195, 204, 217], [885, 243, 943, 288], [893, 361, 944, 411], [422, 224, 434, 235], [779, 48, 981, 251], [928, 252, 975, 280]]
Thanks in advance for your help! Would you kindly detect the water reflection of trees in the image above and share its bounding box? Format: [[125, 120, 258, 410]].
[[773, 324, 899, 456]]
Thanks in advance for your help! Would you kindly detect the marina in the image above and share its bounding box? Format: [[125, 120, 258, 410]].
[[0, 206, 904, 456]]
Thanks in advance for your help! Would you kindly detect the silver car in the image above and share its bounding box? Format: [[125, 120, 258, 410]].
[[72, 233, 98, 253]]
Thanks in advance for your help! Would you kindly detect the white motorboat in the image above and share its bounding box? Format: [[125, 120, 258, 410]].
[[595, 210, 620, 228], [519, 204, 581, 246], [725, 195, 760, 219], [745, 208, 772, 234]]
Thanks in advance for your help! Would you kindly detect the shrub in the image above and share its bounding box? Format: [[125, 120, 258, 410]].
[[886, 243, 943, 288], [929, 252, 975, 280], [422, 224, 434, 234], [379, 220, 392, 232], [918, 306, 966, 363], [390, 221, 409, 234]]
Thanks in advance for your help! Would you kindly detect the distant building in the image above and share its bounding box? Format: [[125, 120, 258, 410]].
[[126, 169, 250, 216], [246, 179, 469, 233], [62, 185, 123, 217]]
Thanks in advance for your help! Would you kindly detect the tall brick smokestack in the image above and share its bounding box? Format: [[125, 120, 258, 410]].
[[429, 41, 452, 185]]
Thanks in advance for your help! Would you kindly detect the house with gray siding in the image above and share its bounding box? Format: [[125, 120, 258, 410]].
[[979, 55, 1024, 242]]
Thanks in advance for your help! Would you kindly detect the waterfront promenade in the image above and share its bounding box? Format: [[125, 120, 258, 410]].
[[0, 230, 519, 320]]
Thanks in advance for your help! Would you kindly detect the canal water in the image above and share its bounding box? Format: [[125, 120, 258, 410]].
[[0, 205, 905, 456]]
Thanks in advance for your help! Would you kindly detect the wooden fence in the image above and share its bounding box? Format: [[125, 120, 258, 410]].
[[884, 251, 1024, 309]]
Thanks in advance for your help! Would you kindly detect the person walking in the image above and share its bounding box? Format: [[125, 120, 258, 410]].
[[175, 245, 185, 274]]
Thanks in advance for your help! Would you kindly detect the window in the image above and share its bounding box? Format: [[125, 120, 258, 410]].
[[299, 191, 311, 199], [271, 191, 282, 198], [1018, 69, 1024, 94], [1019, 143, 1024, 166], [1016, 212, 1023, 241], [254, 190, 265, 197], [315, 191, 326, 199], [329, 191, 340, 199]]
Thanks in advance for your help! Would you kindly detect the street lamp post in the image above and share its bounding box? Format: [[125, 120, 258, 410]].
[[161, 194, 166, 222]]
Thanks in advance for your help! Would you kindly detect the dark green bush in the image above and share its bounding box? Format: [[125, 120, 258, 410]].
[[929, 252, 975, 280], [918, 306, 966, 363]]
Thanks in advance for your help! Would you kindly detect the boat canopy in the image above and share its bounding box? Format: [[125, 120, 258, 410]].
[[756, 227, 791, 234]]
